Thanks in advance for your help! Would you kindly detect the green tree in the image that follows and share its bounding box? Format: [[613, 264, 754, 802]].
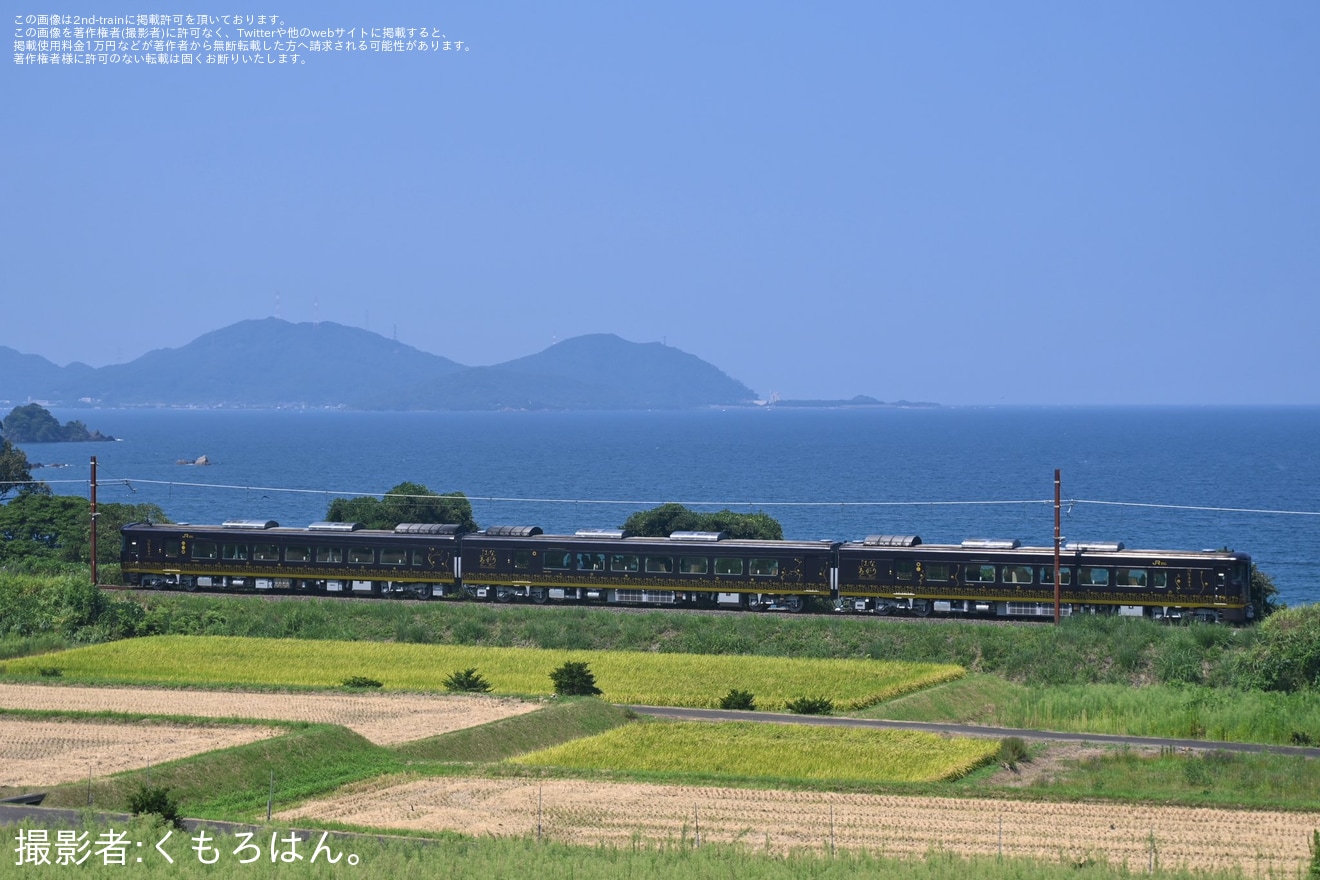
[[0, 436, 44, 499], [621, 503, 783, 540], [0, 493, 166, 565], [550, 660, 602, 696], [1251, 564, 1282, 620], [326, 482, 476, 531]]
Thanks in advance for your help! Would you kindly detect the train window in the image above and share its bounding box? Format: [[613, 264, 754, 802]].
[[544, 550, 572, 570], [253, 544, 280, 562], [1079, 567, 1109, 587], [222, 544, 248, 561], [895, 560, 916, 581], [164, 539, 182, 558], [965, 565, 996, 583], [1039, 566, 1072, 586], [315, 547, 342, 564], [1115, 568, 1147, 587], [715, 558, 744, 575], [285, 546, 310, 563], [192, 541, 217, 560], [348, 548, 374, 564], [610, 554, 639, 573], [645, 556, 674, 574], [577, 552, 606, 571], [749, 558, 779, 577], [412, 550, 427, 566], [1152, 570, 1167, 588], [1003, 565, 1033, 584], [679, 557, 708, 575], [513, 550, 533, 570], [380, 548, 407, 565], [924, 562, 954, 581]]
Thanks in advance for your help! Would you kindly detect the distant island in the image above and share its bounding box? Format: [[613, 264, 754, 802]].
[[1, 403, 115, 442], [766, 395, 938, 409], [0, 319, 930, 412]]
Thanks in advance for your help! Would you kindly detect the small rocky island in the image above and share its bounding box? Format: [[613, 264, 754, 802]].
[[1, 403, 115, 443]]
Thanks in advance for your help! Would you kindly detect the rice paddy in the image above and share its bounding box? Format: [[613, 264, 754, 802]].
[[6, 635, 963, 711]]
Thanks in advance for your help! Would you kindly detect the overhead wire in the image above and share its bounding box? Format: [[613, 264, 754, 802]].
[[72, 475, 1320, 518]]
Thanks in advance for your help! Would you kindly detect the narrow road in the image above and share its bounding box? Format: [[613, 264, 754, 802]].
[[627, 705, 1320, 758]]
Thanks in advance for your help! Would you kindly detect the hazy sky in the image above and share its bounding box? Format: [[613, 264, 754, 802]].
[[5, 3, 1317, 404]]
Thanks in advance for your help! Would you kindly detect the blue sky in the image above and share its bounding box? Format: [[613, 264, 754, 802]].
[[5, 2, 1317, 404]]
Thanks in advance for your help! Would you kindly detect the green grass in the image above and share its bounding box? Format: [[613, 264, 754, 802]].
[[512, 721, 1000, 784], [40, 724, 405, 819], [0, 819, 1296, 880], [392, 699, 635, 763], [867, 674, 1320, 746], [6, 635, 963, 711], [1014, 746, 1320, 810]]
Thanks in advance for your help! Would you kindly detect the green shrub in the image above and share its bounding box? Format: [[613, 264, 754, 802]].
[[444, 667, 492, 693], [998, 736, 1029, 769], [127, 784, 184, 829], [550, 661, 601, 696], [718, 689, 756, 711], [340, 675, 383, 689], [784, 696, 833, 715]]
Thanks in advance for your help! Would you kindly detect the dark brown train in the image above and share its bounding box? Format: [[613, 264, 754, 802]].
[[120, 521, 1253, 622]]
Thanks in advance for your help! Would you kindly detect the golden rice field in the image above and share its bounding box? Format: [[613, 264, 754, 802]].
[[6, 635, 963, 711], [511, 721, 999, 783]]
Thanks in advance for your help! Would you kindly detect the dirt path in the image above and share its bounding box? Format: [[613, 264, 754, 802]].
[[280, 775, 1319, 876], [0, 683, 539, 745]]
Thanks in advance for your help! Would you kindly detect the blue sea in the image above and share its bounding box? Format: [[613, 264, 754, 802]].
[[15, 406, 1320, 607]]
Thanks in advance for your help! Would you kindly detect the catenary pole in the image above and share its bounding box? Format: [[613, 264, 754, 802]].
[[1053, 468, 1061, 624], [90, 456, 98, 586]]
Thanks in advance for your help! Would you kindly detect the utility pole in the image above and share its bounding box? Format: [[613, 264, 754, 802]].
[[1053, 468, 1061, 624], [90, 456, 98, 586]]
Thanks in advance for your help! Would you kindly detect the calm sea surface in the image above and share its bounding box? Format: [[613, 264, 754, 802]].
[[17, 406, 1320, 607]]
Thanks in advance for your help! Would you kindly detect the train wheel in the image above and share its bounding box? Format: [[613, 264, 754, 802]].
[[531, 589, 548, 604], [912, 599, 931, 617], [183, 579, 197, 592], [496, 588, 514, 603], [416, 584, 434, 600], [782, 595, 805, 613]]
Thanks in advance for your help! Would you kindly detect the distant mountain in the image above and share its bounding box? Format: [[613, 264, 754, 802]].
[[372, 334, 756, 410], [0, 321, 758, 411]]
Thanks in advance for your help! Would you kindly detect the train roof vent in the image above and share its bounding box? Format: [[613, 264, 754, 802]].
[[394, 523, 463, 535], [575, 528, 631, 539], [863, 534, 922, 547], [222, 519, 279, 530], [961, 538, 1021, 550], [1064, 541, 1125, 552], [307, 521, 363, 532], [483, 525, 544, 537], [668, 530, 726, 542]]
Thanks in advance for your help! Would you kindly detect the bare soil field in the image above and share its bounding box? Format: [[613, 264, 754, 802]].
[[281, 776, 1319, 877], [0, 717, 283, 786], [0, 683, 539, 745]]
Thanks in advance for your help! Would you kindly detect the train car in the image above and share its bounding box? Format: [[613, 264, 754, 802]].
[[120, 520, 463, 599], [458, 527, 838, 611], [836, 535, 1252, 622], [120, 520, 1253, 622]]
